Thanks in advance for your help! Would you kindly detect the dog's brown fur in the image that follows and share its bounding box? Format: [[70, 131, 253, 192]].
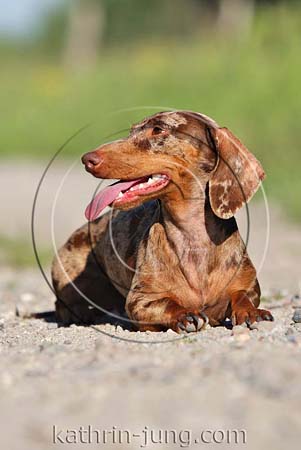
[[52, 110, 273, 332]]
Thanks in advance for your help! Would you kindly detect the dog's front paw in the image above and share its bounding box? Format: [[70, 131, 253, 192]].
[[232, 307, 274, 327], [174, 311, 208, 334]]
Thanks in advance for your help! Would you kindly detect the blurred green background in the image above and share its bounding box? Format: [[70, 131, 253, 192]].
[[1, 0, 300, 219]]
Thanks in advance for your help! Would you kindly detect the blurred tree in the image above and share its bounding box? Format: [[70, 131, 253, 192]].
[[101, 0, 201, 45], [216, 0, 255, 37], [63, 0, 104, 70]]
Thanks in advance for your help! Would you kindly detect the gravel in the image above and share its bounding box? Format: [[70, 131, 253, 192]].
[[1, 268, 301, 450]]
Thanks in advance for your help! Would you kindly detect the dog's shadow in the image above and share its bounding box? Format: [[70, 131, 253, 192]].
[[32, 309, 133, 331]]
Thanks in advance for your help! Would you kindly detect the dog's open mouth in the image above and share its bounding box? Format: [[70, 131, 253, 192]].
[[85, 174, 169, 220]]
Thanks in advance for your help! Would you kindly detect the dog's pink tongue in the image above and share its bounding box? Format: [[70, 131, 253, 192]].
[[85, 178, 145, 221]]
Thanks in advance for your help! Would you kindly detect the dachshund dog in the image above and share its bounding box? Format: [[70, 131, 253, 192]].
[[52, 110, 273, 332]]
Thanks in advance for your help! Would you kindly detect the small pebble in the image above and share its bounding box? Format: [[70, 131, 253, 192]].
[[234, 333, 251, 343], [20, 292, 34, 303], [232, 326, 251, 343], [232, 325, 250, 336], [292, 308, 301, 323], [166, 328, 177, 335]]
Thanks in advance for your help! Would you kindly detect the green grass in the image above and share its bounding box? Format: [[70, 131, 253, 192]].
[[0, 4, 301, 219], [0, 235, 52, 268]]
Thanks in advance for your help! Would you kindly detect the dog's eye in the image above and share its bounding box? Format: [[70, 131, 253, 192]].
[[152, 126, 164, 136]]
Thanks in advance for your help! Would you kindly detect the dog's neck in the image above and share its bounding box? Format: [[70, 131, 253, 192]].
[[159, 182, 238, 292], [161, 198, 207, 242], [161, 179, 208, 236], [161, 182, 238, 247], [160, 184, 211, 288]]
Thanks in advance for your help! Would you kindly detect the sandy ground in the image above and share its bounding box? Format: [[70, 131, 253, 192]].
[[1, 162, 301, 449]]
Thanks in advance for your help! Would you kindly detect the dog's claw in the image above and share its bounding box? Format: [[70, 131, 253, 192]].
[[196, 317, 204, 330], [190, 314, 204, 330], [264, 314, 274, 321], [177, 322, 195, 333], [199, 311, 209, 326], [176, 312, 206, 333], [232, 307, 274, 327], [185, 322, 197, 332]]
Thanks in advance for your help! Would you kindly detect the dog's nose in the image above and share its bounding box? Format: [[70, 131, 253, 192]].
[[81, 151, 102, 171]]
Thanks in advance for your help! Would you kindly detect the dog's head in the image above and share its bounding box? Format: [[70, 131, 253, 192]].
[[82, 111, 264, 220]]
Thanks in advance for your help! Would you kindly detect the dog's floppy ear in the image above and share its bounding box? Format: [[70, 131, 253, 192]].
[[208, 127, 265, 219]]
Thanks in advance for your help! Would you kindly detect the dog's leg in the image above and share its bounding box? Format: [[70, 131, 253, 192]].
[[52, 222, 125, 326], [126, 295, 208, 333], [229, 285, 273, 326], [54, 265, 125, 326]]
